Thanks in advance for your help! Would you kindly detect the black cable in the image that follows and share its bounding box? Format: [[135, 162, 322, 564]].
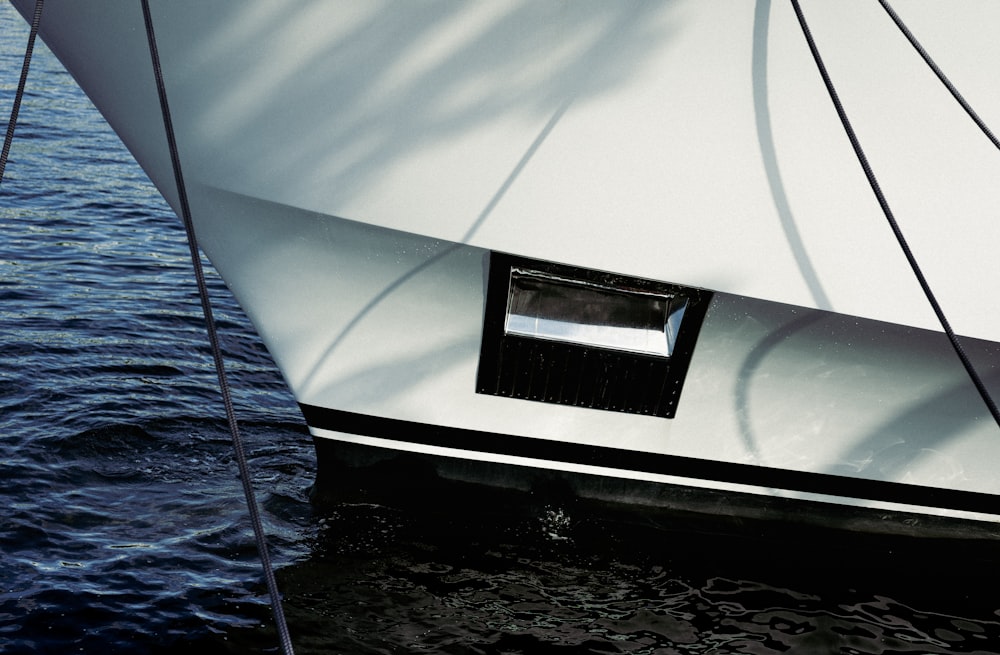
[[878, 0, 1000, 153], [138, 2, 295, 653], [789, 0, 1000, 430], [0, 0, 44, 186]]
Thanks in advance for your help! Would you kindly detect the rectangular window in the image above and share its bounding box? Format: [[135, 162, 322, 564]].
[[505, 268, 686, 357], [477, 253, 712, 418]]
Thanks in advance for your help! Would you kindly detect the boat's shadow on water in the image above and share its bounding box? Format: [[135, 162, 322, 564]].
[[235, 464, 1000, 654]]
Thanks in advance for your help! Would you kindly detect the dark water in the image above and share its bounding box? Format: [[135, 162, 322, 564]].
[[4, 5, 1000, 653]]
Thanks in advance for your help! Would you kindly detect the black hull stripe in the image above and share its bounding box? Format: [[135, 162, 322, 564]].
[[299, 404, 1000, 517]]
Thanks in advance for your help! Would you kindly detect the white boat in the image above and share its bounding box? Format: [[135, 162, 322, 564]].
[[12, 0, 1000, 541]]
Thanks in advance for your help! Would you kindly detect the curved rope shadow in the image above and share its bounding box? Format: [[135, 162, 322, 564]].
[[736, 0, 832, 461], [734, 311, 826, 463], [752, 0, 830, 310]]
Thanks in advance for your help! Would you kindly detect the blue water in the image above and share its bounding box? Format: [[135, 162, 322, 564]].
[[4, 4, 1000, 653]]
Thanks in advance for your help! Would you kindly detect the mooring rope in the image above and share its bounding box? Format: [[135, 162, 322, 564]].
[[138, 2, 295, 653], [790, 0, 1000, 430], [877, 0, 1000, 154], [0, 0, 44, 187]]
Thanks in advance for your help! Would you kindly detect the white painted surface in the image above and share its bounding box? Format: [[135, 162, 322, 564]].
[[14, 0, 1000, 515], [18, 0, 1000, 341]]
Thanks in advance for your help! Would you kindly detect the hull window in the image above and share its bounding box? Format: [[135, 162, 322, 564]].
[[477, 253, 711, 418]]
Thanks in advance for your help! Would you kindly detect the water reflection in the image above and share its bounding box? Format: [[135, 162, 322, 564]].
[[268, 490, 1000, 654]]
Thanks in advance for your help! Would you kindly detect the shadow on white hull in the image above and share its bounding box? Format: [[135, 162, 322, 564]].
[[12, 0, 1000, 541]]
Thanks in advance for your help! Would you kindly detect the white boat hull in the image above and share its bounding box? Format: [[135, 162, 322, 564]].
[[13, 0, 1000, 537]]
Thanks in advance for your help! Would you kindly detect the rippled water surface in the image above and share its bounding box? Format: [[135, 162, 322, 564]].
[[4, 4, 1000, 653]]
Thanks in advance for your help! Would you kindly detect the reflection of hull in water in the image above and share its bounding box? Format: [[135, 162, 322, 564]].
[[13, 1, 1000, 539]]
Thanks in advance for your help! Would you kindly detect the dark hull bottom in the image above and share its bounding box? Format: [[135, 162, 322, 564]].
[[311, 436, 1000, 564]]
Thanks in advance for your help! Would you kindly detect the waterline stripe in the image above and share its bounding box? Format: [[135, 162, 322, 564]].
[[301, 404, 1000, 518]]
